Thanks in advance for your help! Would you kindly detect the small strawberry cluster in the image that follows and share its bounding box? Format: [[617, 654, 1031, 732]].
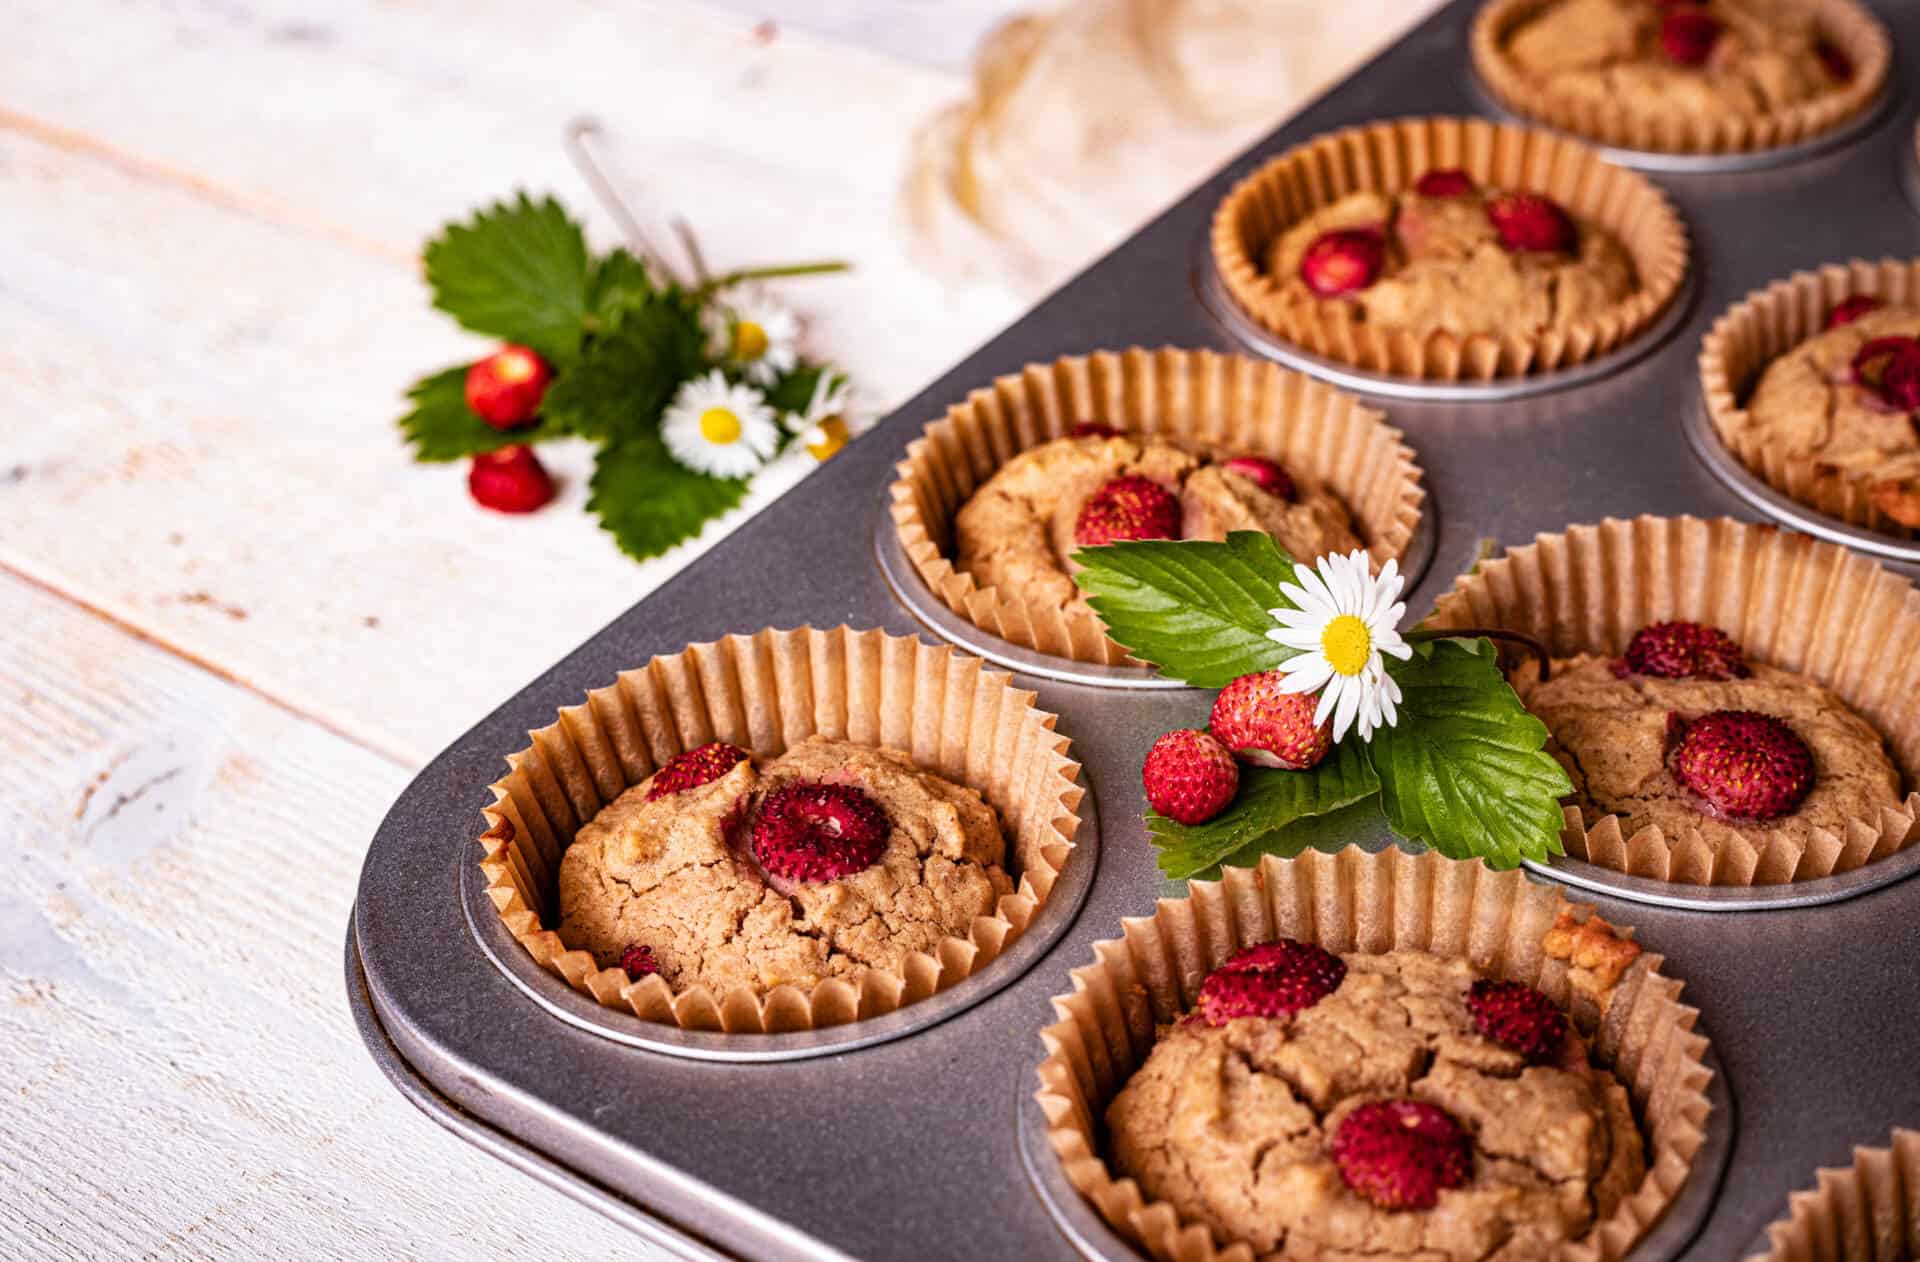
[[1191, 940, 1577, 1211], [462, 345, 559, 513], [1141, 669, 1333, 825], [1298, 170, 1576, 298], [1617, 622, 1816, 821]]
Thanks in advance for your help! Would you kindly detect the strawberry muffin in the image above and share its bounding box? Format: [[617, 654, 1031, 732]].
[[1514, 621, 1904, 857], [1496, 0, 1855, 124], [1105, 936, 1647, 1259], [1740, 300, 1920, 527], [1266, 170, 1636, 344], [557, 736, 1013, 996], [953, 431, 1361, 623]]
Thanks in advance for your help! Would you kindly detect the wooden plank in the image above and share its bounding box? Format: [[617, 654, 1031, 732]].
[[0, 568, 644, 1258]]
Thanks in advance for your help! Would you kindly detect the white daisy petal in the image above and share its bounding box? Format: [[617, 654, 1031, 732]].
[[1330, 678, 1363, 743], [1313, 680, 1342, 729], [661, 370, 780, 479], [1282, 655, 1336, 695], [1260, 545, 1413, 744]]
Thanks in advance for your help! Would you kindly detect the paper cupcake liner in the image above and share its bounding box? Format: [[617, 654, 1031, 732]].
[[477, 626, 1083, 1034], [1427, 515, 1920, 886], [1699, 257, 1920, 538], [1034, 848, 1714, 1262], [1745, 1128, 1920, 1261], [1209, 116, 1689, 381], [1471, 0, 1889, 156], [888, 347, 1426, 665]]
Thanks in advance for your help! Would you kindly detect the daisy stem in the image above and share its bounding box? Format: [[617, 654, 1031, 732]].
[[699, 261, 851, 294], [1405, 627, 1552, 682]]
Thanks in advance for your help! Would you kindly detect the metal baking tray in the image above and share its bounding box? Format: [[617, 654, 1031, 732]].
[[350, 1, 1920, 1257]]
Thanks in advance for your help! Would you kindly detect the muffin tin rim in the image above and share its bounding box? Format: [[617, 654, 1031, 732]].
[[458, 776, 1103, 1063]]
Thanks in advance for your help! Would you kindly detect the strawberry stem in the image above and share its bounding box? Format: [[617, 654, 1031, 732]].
[[701, 261, 850, 294], [1406, 628, 1551, 682]]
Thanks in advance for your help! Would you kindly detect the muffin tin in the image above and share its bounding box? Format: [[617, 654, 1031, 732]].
[[349, 1, 1920, 1257]]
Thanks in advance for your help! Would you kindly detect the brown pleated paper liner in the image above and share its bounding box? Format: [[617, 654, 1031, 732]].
[[1471, 0, 1889, 157], [1746, 1129, 1920, 1262], [1699, 257, 1920, 538], [888, 347, 1426, 666], [1034, 849, 1714, 1262], [1209, 116, 1688, 381], [1427, 516, 1920, 886], [477, 626, 1083, 1034]]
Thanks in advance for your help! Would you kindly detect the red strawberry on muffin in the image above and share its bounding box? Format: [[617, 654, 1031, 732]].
[[1486, 193, 1576, 254], [1332, 1100, 1472, 1211], [1622, 621, 1749, 681], [1466, 979, 1570, 1063], [1300, 228, 1386, 297], [647, 743, 750, 800], [1219, 456, 1295, 500], [1073, 476, 1182, 547], [752, 782, 890, 882], [1196, 938, 1347, 1025], [1672, 710, 1815, 821]]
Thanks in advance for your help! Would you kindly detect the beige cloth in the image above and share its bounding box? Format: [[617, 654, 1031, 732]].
[[904, 0, 1444, 293]]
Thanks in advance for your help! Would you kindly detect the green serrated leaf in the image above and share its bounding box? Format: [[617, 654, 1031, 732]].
[[1072, 532, 1303, 687], [586, 248, 659, 328], [1148, 740, 1382, 879], [397, 364, 536, 462], [763, 362, 827, 415], [587, 433, 747, 561], [1205, 799, 1399, 882], [1366, 638, 1572, 868], [540, 295, 707, 443], [423, 192, 592, 362]]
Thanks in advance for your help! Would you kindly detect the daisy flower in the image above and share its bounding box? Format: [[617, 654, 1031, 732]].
[[786, 373, 858, 462], [661, 371, 780, 479], [1265, 550, 1413, 743], [704, 285, 800, 386]]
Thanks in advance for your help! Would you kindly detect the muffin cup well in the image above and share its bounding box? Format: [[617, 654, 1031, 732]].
[[1034, 848, 1714, 1262], [477, 626, 1082, 1034], [888, 347, 1426, 666], [1700, 257, 1920, 538], [1745, 1129, 1920, 1261], [1428, 516, 1920, 886], [1208, 116, 1689, 382], [1471, 0, 1889, 157]]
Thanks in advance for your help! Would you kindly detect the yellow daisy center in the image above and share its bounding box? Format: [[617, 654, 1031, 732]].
[[1321, 614, 1372, 676], [698, 407, 742, 445], [805, 415, 849, 461], [732, 320, 769, 361]]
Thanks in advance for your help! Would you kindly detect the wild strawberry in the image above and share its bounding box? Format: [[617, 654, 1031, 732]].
[[468, 445, 555, 514], [1073, 476, 1182, 547], [1196, 939, 1347, 1025], [1413, 168, 1475, 198], [1331, 1100, 1472, 1211], [465, 344, 553, 429], [1853, 337, 1920, 411], [620, 943, 660, 979], [1142, 729, 1239, 825], [1466, 979, 1569, 1062], [1672, 710, 1815, 821], [1827, 295, 1883, 328], [1300, 229, 1386, 298], [646, 743, 750, 800], [1486, 193, 1575, 254], [1816, 39, 1853, 81], [1220, 456, 1295, 500], [1661, 11, 1722, 65], [1209, 671, 1331, 769], [751, 782, 890, 882], [1068, 421, 1125, 439], [1622, 621, 1749, 681]]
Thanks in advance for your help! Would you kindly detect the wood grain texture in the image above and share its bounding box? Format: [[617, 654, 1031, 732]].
[[0, 569, 641, 1259]]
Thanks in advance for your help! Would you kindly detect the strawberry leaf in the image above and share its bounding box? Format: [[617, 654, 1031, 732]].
[[1072, 532, 1304, 686], [588, 433, 746, 561], [422, 192, 592, 363], [585, 248, 660, 328], [1148, 740, 1382, 879], [540, 295, 706, 443], [397, 365, 542, 462], [1366, 638, 1571, 868]]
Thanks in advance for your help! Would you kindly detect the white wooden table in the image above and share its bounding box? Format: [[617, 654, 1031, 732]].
[[0, 2, 1420, 1255]]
